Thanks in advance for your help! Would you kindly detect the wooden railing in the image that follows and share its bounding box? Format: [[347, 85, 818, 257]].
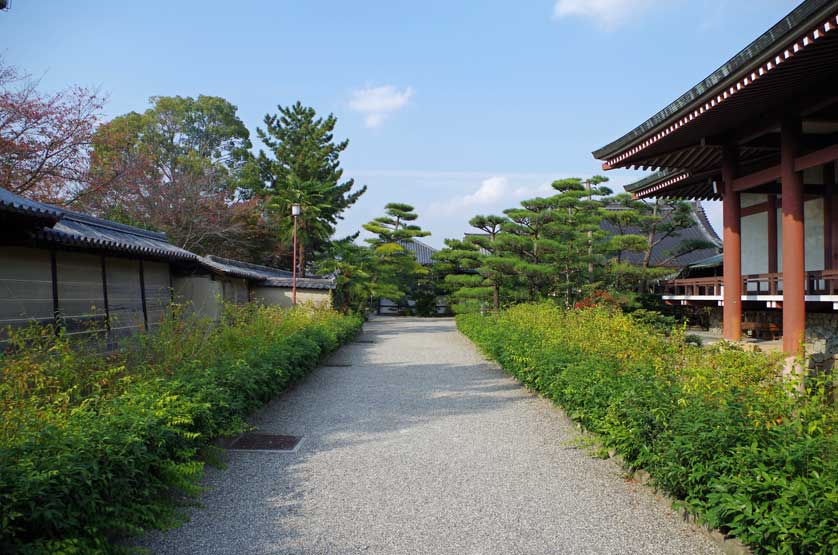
[[663, 270, 838, 297], [662, 277, 723, 296]]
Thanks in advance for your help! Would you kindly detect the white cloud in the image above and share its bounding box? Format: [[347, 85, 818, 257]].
[[349, 85, 414, 128], [431, 176, 553, 215], [461, 176, 509, 206], [553, 0, 655, 29]]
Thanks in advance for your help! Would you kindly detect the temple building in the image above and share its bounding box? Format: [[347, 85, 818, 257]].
[[593, 0, 838, 357]]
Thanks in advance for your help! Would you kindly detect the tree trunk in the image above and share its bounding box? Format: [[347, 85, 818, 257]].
[[586, 179, 593, 280], [492, 283, 499, 312], [639, 203, 658, 293]]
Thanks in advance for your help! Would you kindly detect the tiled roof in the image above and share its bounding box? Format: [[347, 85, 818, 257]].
[[262, 277, 335, 290], [601, 201, 722, 268], [206, 255, 335, 290], [196, 256, 268, 281], [1, 187, 196, 261], [0, 188, 63, 223], [592, 0, 837, 160], [398, 239, 437, 265]]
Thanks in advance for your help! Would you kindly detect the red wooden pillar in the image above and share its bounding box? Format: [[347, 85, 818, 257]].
[[781, 116, 805, 354], [722, 146, 742, 341], [767, 194, 778, 274]]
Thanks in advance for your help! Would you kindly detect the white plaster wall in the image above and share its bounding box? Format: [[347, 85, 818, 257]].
[[251, 286, 332, 308], [221, 278, 249, 304], [776, 197, 824, 272], [804, 197, 824, 271], [740, 193, 766, 208], [173, 276, 223, 320], [741, 211, 768, 276]]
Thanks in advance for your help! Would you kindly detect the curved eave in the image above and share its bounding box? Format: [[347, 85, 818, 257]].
[[195, 256, 268, 281], [593, 0, 838, 167], [259, 277, 336, 290], [0, 197, 63, 224], [625, 170, 721, 201], [36, 228, 197, 262]]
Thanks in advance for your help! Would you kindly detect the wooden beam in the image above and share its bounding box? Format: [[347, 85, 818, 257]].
[[741, 202, 769, 217], [794, 144, 838, 173], [719, 94, 838, 146], [732, 165, 780, 191], [730, 144, 838, 192]]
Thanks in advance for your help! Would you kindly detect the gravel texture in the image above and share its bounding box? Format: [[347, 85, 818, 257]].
[[138, 317, 721, 555]]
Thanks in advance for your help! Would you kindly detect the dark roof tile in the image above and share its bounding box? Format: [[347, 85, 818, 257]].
[[1, 187, 196, 261], [207, 255, 335, 289], [601, 202, 721, 268]]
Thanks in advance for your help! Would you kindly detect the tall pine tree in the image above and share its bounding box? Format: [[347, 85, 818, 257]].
[[252, 102, 366, 269]]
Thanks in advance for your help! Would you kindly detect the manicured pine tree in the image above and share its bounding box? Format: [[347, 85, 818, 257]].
[[603, 194, 715, 293], [433, 237, 488, 314], [601, 192, 653, 292], [500, 196, 562, 301], [315, 237, 375, 313], [547, 177, 612, 305], [363, 203, 430, 308], [467, 215, 510, 311]]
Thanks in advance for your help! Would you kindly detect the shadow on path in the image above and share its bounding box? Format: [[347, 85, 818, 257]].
[[138, 317, 720, 555]]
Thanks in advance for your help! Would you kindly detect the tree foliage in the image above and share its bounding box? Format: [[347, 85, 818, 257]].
[[253, 102, 366, 269], [437, 175, 716, 311], [83, 95, 260, 255], [0, 58, 105, 203], [362, 203, 430, 307]]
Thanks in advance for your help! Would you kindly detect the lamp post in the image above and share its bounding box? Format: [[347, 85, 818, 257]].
[[291, 203, 301, 305]]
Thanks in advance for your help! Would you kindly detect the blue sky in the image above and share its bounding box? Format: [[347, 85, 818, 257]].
[[2, 0, 799, 248]]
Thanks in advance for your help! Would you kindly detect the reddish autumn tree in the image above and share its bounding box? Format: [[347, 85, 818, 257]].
[[83, 95, 264, 256], [0, 58, 105, 203]]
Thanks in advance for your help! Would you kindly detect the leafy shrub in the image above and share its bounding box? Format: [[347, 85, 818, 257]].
[[684, 333, 703, 347], [458, 303, 838, 554], [0, 304, 362, 554], [627, 308, 678, 334]]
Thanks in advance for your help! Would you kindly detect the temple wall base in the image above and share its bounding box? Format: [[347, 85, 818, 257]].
[[805, 312, 838, 367]]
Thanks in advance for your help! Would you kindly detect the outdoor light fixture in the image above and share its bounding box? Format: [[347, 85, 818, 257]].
[[291, 204, 302, 305]]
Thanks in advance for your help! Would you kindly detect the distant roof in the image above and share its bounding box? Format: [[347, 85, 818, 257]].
[[206, 255, 335, 290], [687, 253, 723, 269], [398, 239, 437, 265], [601, 201, 721, 267], [463, 233, 492, 256], [0, 187, 196, 261], [593, 0, 838, 162]]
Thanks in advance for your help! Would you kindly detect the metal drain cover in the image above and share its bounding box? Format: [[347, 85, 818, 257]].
[[229, 433, 302, 452]]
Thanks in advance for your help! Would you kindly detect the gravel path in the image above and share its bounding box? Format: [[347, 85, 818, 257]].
[[139, 317, 720, 555]]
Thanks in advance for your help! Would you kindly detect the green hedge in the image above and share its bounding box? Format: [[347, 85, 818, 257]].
[[0, 304, 362, 554], [458, 304, 838, 554]]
